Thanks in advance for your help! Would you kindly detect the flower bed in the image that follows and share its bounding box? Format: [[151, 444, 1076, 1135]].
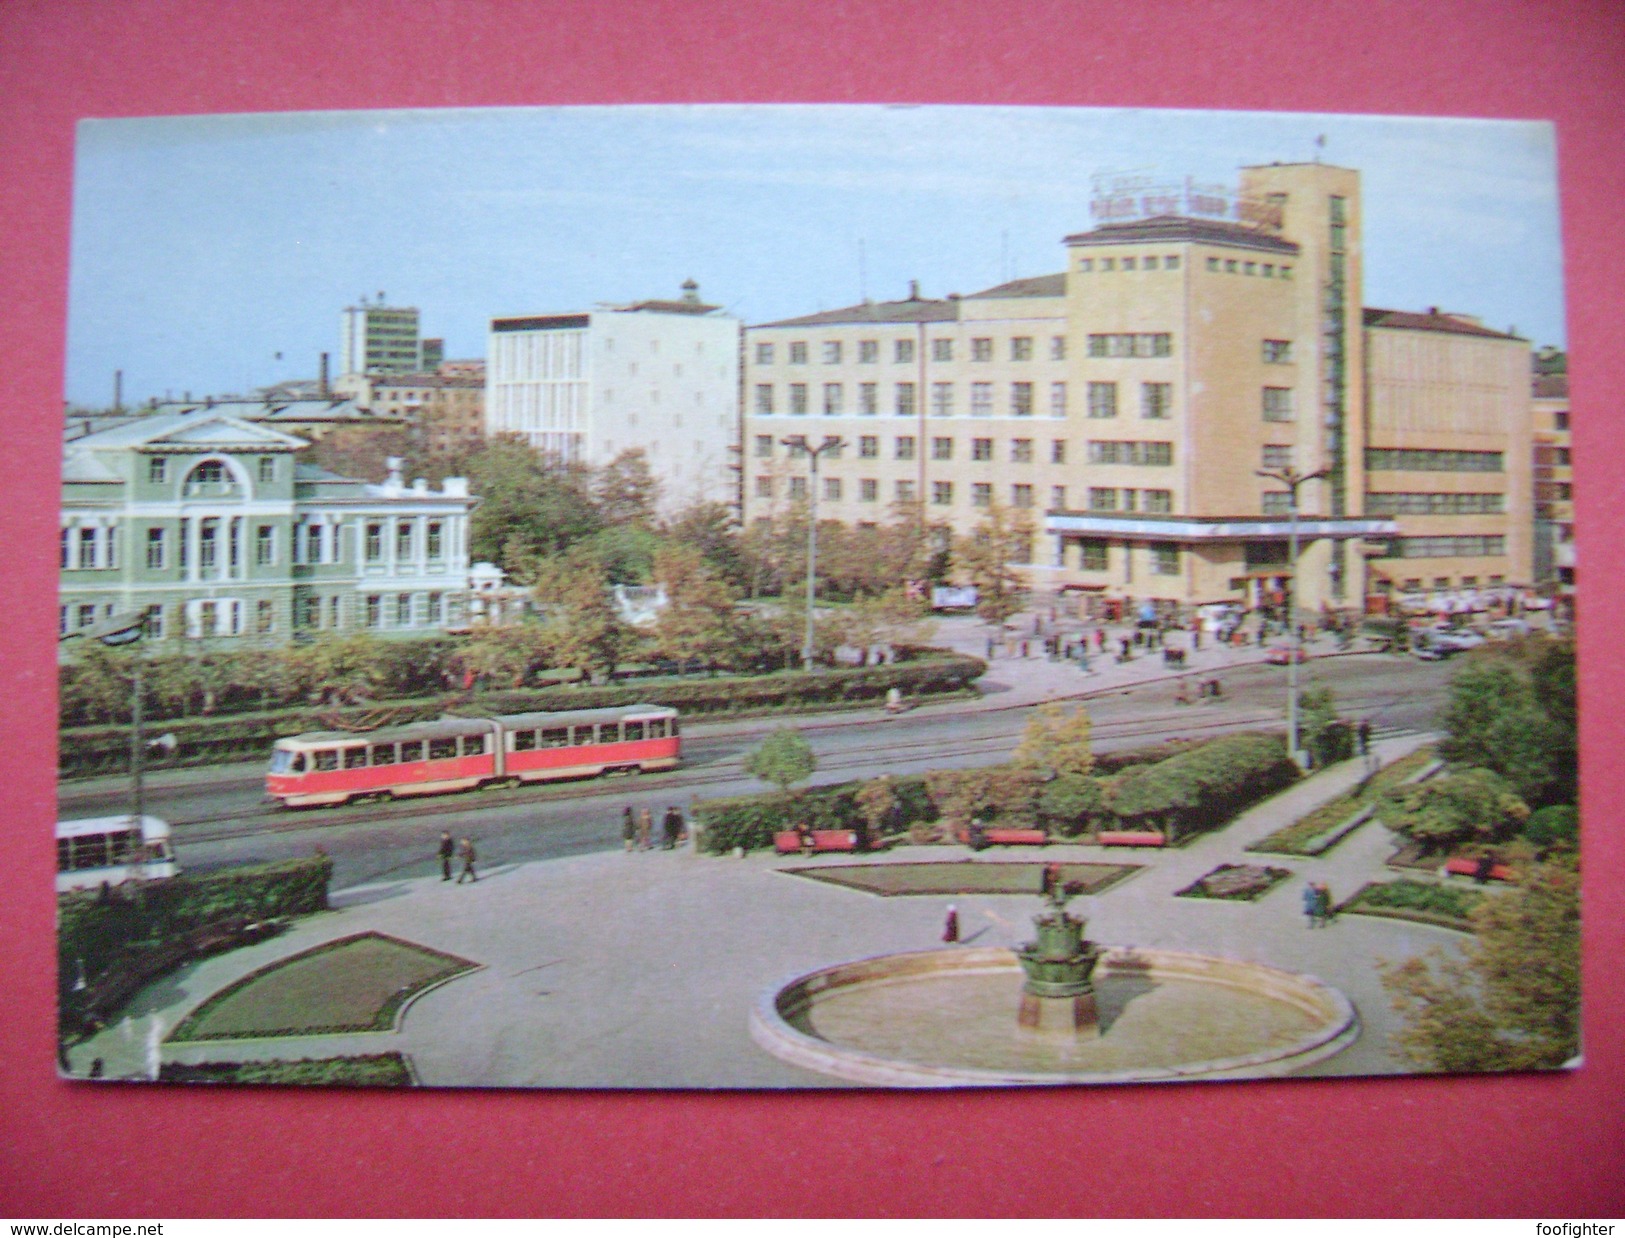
[[158, 1053, 414, 1087], [1175, 864, 1293, 902], [1248, 746, 1437, 856], [781, 860, 1141, 898], [1337, 879, 1484, 931]]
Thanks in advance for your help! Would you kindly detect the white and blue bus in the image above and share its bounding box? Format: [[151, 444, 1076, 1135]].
[[55, 814, 178, 894]]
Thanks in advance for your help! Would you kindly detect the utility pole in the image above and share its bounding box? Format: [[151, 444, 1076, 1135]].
[[1256, 465, 1330, 769], [781, 434, 845, 670]]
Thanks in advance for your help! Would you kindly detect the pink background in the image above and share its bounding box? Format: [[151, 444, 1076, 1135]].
[[2, 0, 1621, 1218]]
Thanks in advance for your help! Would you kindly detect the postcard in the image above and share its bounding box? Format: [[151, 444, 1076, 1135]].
[[54, 104, 1575, 1089]]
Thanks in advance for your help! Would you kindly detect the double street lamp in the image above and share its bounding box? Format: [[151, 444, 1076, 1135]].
[[781, 434, 846, 671], [1255, 465, 1331, 770]]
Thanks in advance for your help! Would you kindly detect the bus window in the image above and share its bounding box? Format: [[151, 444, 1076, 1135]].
[[570, 725, 594, 746], [540, 727, 568, 748], [463, 734, 486, 757], [624, 721, 645, 742], [370, 743, 397, 766], [400, 740, 425, 763], [599, 722, 622, 744], [513, 729, 537, 752], [429, 737, 458, 761], [315, 749, 340, 772], [647, 719, 666, 739], [344, 747, 368, 770], [108, 830, 137, 864]]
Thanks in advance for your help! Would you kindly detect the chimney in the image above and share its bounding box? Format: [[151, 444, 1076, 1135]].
[[681, 278, 700, 304], [908, 280, 921, 301], [319, 351, 330, 396], [113, 369, 123, 412]]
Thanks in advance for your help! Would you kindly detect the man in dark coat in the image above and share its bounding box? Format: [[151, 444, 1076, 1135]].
[[662, 806, 683, 850], [438, 831, 455, 881]]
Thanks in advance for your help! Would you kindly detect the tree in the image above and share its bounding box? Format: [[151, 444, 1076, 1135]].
[[952, 500, 1033, 628], [1439, 641, 1576, 809], [924, 766, 1039, 829], [667, 500, 748, 591], [1037, 774, 1106, 836], [531, 550, 633, 682], [1012, 702, 1095, 780], [462, 435, 603, 576], [1299, 685, 1354, 767], [744, 727, 817, 794], [1380, 851, 1580, 1072], [1379, 768, 1530, 855], [650, 543, 740, 670], [853, 776, 900, 838], [305, 424, 414, 484], [594, 448, 662, 529]]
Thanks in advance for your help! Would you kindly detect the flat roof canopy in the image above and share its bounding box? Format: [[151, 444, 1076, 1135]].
[[1045, 513, 1399, 544]]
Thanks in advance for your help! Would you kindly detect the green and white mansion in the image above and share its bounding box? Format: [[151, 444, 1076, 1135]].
[[60, 412, 478, 649]]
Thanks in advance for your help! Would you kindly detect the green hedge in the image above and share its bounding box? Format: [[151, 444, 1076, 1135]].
[[1103, 732, 1300, 842], [58, 855, 333, 1021], [59, 651, 987, 779], [157, 1053, 413, 1087]]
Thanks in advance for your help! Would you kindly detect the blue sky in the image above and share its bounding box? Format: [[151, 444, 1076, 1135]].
[[66, 105, 1564, 407]]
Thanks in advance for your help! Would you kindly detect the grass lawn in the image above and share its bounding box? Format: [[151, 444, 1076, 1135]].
[[1247, 746, 1437, 856], [159, 1053, 413, 1087], [1337, 879, 1485, 931], [781, 860, 1140, 898], [168, 932, 478, 1042]]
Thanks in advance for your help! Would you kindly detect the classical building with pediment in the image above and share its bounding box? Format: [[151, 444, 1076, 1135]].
[[59, 412, 478, 649]]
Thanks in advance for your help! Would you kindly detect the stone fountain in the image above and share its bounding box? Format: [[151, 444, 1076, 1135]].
[[1014, 867, 1102, 1035]]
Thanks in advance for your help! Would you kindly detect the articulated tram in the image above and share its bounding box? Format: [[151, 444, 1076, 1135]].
[[266, 704, 681, 807]]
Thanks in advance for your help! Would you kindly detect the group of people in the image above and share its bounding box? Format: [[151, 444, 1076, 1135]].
[[623, 804, 689, 851], [439, 831, 478, 884], [1301, 880, 1335, 928]]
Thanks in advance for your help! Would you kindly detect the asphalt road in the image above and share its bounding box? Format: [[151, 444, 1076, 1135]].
[[59, 652, 1450, 889]]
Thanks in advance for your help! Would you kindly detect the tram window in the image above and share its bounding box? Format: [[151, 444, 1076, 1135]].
[[429, 738, 458, 760], [540, 727, 568, 748], [344, 747, 368, 770], [624, 721, 645, 741], [400, 740, 425, 763], [570, 725, 594, 746], [647, 719, 666, 739], [315, 749, 339, 772], [512, 729, 536, 752], [463, 734, 486, 757], [370, 744, 397, 765], [599, 722, 622, 744], [291, 753, 306, 773]]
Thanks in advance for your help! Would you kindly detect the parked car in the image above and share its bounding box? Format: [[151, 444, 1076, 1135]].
[[1265, 645, 1308, 665], [1487, 618, 1532, 640], [1430, 628, 1486, 652]]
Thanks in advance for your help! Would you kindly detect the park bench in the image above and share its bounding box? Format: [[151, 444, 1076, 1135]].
[[957, 826, 1049, 849], [1442, 857, 1515, 882], [774, 829, 874, 855], [1096, 830, 1167, 848]]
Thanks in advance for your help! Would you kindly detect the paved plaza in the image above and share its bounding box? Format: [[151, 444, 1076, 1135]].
[[68, 729, 1470, 1088]]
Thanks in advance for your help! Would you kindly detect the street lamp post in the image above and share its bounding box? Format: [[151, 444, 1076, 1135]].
[[782, 434, 846, 670], [1255, 465, 1330, 770], [64, 609, 153, 831]]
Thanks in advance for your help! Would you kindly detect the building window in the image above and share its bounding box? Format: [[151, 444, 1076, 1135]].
[[824, 383, 844, 416], [1366, 448, 1504, 472], [146, 527, 166, 570], [755, 384, 774, 415], [1101, 258, 1115, 272], [1079, 539, 1108, 570], [971, 483, 992, 508], [859, 340, 879, 363], [823, 341, 842, 364], [1051, 336, 1066, 361], [1051, 440, 1066, 465], [1165, 255, 1180, 269], [895, 339, 915, 364], [971, 383, 993, 417], [148, 457, 167, 484], [859, 479, 879, 502], [1079, 258, 1093, 272], [396, 523, 413, 560], [932, 339, 953, 362], [755, 476, 774, 499], [1088, 382, 1118, 419], [932, 436, 954, 460], [971, 438, 993, 462], [895, 480, 916, 503], [365, 523, 383, 561], [1141, 382, 1172, 420], [1011, 484, 1034, 509], [755, 342, 774, 365], [258, 456, 275, 484], [1087, 440, 1173, 466], [1051, 485, 1068, 511], [1087, 333, 1172, 358], [1381, 535, 1508, 559], [789, 477, 808, 500], [1262, 491, 1293, 515], [931, 382, 954, 418], [1122, 257, 1137, 271], [1088, 488, 1117, 511], [859, 435, 879, 458], [1049, 382, 1067, 419], [755, 434, 774, 458], [790, 384, 809, 416], [365, 595, 382, 628], [1207, 256, 1220, 271], [859, 383, 879, 415], [895, 383, 916, 417], [1011, 439, 1034, 463], [1262, 444, 1293, 469], [1554, 411, 1569, 431], [932, 481, 954, 506], [895, 436, 916, 461], [427, 522, 443, 559], [1011, 382, 1033, 418], [1225, 260, 1238, 273], [257, 599, 274, 634], [971, 338, 993, 362], [256, 525, 275, 566], [1263, 339, 1293, 363], [1262, 387, 1294, 422], [199, 521, 218, 570], [824, 477, 842, 502], [1011, 337, 1033, 362], [1144, 489, 1173, 513], [1366, 492, 1507, 516], [1151, 546, 1180, 576], [789, 342, 808, 364]]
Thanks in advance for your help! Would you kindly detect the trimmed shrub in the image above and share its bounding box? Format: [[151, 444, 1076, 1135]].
[[1102, 732, 1300, 841], [1037, 774, 1106, 837], [1523, 804, 1578, 851]]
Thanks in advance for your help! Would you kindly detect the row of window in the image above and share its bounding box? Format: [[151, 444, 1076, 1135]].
[[292, 716, 674, 772], [66, 518, 452, 574], [755, 435, 1171, 467], [148, 457, 280, 487], [1365, 492, 1507, 516], [1204, 256, 1293, 279], [1076, 254, 1182, 274], [755, 476, 1051, 509], [1066, 537, 1181, 575], [1379, 536, 1508, 559], [1086, 333, 1173, 359], [1086, 440, 1174, 467], [754, 380, 1066, 419], [754, 336, 1069, 367], [1366, 448, 1504, 473], [1086, 488, 1174, 513]]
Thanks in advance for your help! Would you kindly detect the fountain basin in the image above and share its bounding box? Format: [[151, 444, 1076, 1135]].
[[751, 946, 1358, 1087]]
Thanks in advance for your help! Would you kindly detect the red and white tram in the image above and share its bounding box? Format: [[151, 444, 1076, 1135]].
[[266, 704, 681, 807]]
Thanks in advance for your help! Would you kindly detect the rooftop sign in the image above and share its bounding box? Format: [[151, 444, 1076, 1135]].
[[1089, 170, 1284, 231]]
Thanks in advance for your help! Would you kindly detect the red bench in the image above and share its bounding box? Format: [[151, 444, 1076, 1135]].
[[774, 829, 871, 855], [1097, 830, 1167, 848], [957, 826, 1049, 848], [1443, 857, 1515, 882]]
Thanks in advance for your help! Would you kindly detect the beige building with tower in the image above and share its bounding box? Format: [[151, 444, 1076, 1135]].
[[741, 161, 1533, 616]]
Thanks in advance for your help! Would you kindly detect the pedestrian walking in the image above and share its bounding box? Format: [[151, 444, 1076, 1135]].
[[1301, 881, 1320, 928], [456, 837, 478, 884], [1314, 882, 1334, 925], [1357, 719, 1373, 755], [662, 805, 683, 850], [622, 806, 637, 853], [438, 830, 455, 881], [637, 807, 654, 850], [942, 904, 960, 943]]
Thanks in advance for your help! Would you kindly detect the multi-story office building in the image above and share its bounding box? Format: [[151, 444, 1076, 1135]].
[[1531, 349, 1573, 606], [743, 162, 1533, 615], [340, 296, 428, 375], [339, 367, 487, 458], [59, 412, 477, 649], [486, 282, 740, 511]]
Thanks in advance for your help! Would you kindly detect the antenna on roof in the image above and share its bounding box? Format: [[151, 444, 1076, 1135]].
[[1314, 134, 1327, 164]]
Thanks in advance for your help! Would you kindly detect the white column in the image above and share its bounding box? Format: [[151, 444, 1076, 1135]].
[[187, 517, 201, 583], [415, 515, 428, 575]]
